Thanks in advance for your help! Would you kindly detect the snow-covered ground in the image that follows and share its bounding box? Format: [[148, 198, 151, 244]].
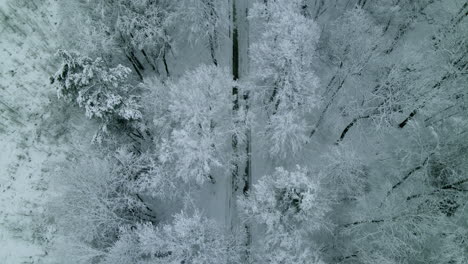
[[0, 0, 60, 262]]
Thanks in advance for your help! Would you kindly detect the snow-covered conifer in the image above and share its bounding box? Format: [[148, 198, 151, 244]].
[[51, 50, 142, 142]]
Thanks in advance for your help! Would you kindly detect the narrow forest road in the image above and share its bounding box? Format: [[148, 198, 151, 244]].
[[226, 0, 251, 261]]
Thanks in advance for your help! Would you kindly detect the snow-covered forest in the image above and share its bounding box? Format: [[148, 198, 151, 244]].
[[0, 0, 467, 263]]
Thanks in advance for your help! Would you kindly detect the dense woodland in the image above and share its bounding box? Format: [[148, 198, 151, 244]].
[[0, 0, 467, 263]]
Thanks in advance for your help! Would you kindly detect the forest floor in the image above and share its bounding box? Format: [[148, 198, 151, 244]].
[[0, 0, 60, 262]]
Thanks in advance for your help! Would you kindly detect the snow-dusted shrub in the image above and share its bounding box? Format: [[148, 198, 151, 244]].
[[51, 50, 142, 142]]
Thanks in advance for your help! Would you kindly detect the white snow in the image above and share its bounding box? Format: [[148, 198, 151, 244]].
[[0, 0, 60, 263]]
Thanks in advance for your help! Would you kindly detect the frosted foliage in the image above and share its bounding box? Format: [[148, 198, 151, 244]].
[[322, 146, 368, 198], [249, 0, 320, 157], [52, 50, 142, 121], [51, 50, 142, 142], [103, 211, 240, 264], [113, 148, 173, 198], [434, 227, 468, 264], [53, 156, 145, 251], [240, 166, 330, 264], [117, 0, 170, 52], [174, 0, 228, 44], [268, 112, 309, 157], [327, 7, 382, 70], [369, 66, 418, 127], [100, 229, 140, 264], [58, 1, 119, 58], [160, 65, 236, 184]]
